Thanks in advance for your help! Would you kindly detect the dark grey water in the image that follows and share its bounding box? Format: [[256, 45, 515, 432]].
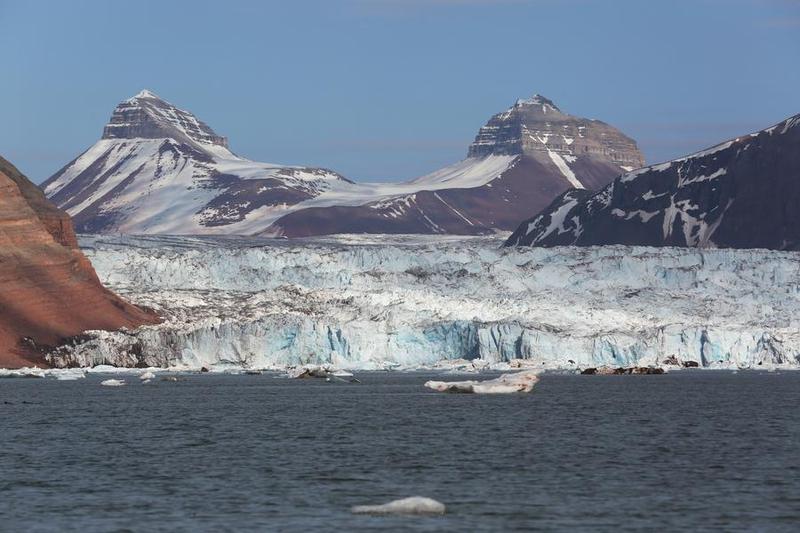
[[2, 371, 800, 532]]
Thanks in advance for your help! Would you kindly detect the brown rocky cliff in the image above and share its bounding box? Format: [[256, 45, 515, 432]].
[[0, 155, 159, 368]]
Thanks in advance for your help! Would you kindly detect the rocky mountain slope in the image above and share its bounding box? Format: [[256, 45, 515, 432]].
[[265, 95, 644, 237], [506, 113, 800, 249], [0, 155, 158, 368], [43, 91, 643, 236]]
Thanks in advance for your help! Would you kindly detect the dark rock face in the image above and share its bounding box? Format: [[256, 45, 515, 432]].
[[0, 156, 159, 368], [102, 90, 229, 148], [506, 114, 800, 250], [467, 95, 644, 169]]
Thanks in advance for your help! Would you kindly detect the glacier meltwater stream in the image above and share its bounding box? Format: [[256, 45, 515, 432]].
[[48, 234, 800, 370]]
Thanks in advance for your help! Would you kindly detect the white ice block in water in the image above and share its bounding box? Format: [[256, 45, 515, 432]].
[[0, 368, 45, 379], [52, 369, 86, 381], [100, 379, 125, 387], [351, 496, 446, 515], [425, 370, 540, 394], [139, 371, 156, 380]]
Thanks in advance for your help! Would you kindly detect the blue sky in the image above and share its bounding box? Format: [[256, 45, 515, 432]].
[[2, 0, 798, 183]]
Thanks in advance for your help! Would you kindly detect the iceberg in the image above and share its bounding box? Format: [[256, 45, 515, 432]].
[[425, 370, 540, 394], [351, 496, 446, 515]]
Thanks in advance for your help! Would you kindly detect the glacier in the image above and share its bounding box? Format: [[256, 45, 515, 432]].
[[47, 234, 800, 370]]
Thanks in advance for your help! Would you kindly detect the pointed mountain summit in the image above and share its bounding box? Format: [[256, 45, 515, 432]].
[[506, 113, 800, 250], [43, 91, 643, 237], [102, 89, 229, 149], [468, 94, 645, 170]]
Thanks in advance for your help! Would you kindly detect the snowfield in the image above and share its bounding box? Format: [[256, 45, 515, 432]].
[[49, 235, 800, 370]]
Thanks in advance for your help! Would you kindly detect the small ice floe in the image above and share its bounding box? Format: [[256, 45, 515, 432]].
[[351, 496, 446, 515], [0, 368, 46, 379], [287, 365, 361, 383], [287, 365, 329, 379], [87, 365, 130, 374], [52, 369, 86, 381], [1, 368, 87, 380], [139, 371, 156, 381], [425, 370, 540, 394], [100, 379, 125, 387]]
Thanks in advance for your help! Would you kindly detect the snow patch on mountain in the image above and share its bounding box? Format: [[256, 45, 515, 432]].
[[410, 155, 518, 188]]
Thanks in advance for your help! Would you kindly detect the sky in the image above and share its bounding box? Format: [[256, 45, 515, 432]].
[[1, 0, 798, 183]]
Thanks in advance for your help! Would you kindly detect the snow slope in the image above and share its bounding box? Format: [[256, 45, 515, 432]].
[[47, 234, 800, 370]]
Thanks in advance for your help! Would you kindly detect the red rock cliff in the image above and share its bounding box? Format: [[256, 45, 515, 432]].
[[0, 155, 159, 368]]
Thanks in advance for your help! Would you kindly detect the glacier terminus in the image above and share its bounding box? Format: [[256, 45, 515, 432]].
[[47, 234, 800, 371]]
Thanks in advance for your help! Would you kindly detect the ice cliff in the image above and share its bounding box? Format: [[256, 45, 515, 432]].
[[48, 234, 800, 369]]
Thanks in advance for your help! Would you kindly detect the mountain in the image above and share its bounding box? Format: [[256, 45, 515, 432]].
[[43, 91, 643, 236], [264, 95, 644, 237], [506, 114, 800, 249], [0, 155, 158, 368], [42, 90, 352, 234]]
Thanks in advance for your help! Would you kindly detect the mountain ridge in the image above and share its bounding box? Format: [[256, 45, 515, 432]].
[[506, 113, 800, 250], [42, 90, 643, 237]]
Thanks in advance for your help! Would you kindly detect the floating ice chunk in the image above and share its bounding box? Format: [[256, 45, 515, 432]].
[[100, 379, 125, 387], [88, 365, 138, 374], [425, 370, 540, 394], [139, 371, 156, 380], [287, 365, 331, 379], [287, 365, 360, 382], [0, 368, 45, 379], [351, 496, 446, 515], [52, 369, 86, 381]]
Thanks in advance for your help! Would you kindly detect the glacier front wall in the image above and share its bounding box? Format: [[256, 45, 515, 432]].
[[50, 235, 800, 369]]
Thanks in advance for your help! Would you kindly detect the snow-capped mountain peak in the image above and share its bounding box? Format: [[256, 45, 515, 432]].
[[43, 91, 352, 234], [131, 88, 160, 100], [514, 94, 561, 112], [467, 94, 644, 170], [102, 89, 230, 151]]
